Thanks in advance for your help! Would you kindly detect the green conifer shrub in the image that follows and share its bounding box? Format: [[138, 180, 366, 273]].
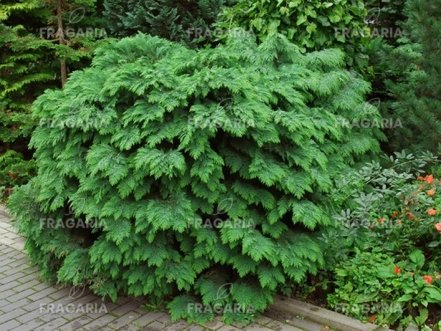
[[8, 33, 383, 323]]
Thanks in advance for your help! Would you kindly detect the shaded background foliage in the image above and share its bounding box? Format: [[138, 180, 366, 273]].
[[217, 0, 370, 69], [382, 0, 441, 153], [0, 0, 107, 196], [102, 0, 233, 47]]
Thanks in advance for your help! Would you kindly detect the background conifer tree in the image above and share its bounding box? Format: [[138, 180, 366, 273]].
[[379, 0, 441, 152], [102, 0, 231, 47], [0, 0, 55, 196], [0, 0, 108, 197]]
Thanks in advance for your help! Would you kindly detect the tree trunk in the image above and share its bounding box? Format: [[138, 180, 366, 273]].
[[57, 0, 67, 88]]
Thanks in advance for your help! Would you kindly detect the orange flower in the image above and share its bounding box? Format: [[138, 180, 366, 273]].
[[391, 211, 399, 218], [427, 189, 436, 197], [425, 175, 434, 184], [435, 223, 441, 233], [377, 217, 385, 224], [394, 266, 401, 275], [423, 275, 433, 285], [406, 212, 415, 220], [368, 315, 377, 323], [427, 208, 437, 216]]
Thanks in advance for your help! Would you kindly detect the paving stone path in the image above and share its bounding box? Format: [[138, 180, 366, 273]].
[[0, 206, 304, 331]]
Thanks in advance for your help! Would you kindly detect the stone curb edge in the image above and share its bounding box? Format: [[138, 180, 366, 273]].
[[271, 296, 394, 331]]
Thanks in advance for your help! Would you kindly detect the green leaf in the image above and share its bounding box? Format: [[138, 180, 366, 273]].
[[425, 287, 441, 303], [409, 249, 425, 269], [415, 308, 429, 326]]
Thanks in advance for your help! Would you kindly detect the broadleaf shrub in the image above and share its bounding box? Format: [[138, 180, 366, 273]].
[[217, 0, 370, 68], [321, 152, 441, 328], [9, 33, 383, 323]]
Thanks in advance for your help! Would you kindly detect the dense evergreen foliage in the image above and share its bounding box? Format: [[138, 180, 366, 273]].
[[0, 0, 54, 195], [0, 0, 107, 196], [8, 33, 382, 323], [102, 0, 229, 46], [381, 0, 441, 152]]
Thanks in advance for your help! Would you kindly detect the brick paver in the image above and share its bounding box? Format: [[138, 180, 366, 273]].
[[0, 206, 303, 331]]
